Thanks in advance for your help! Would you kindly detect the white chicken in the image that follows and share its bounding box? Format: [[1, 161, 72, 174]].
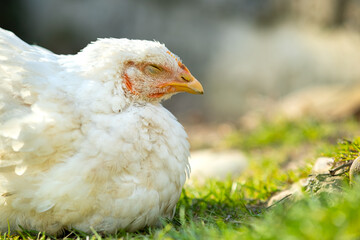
[[0, 28, 203, 235]]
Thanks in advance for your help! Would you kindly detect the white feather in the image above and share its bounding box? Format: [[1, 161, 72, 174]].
[[0, 28, 190, 234]]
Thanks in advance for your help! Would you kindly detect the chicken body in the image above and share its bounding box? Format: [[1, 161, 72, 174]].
[[0, 28, 201, 234]]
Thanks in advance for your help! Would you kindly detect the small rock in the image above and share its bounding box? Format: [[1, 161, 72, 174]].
[[349, 156, 360, 184], [312, 157, 334, 174], [305, 174, 344, 195], [267, 182, 303, 207], [188, 149, 248, 183]]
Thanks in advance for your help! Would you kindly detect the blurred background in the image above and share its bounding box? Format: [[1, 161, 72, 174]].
[[1, 0, 360, 126]]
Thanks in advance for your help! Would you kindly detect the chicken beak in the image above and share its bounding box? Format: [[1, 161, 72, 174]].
[[159, 67, 204, 95]]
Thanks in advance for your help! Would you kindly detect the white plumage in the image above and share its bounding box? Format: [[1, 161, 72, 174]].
[[0, 28, 203, 234]]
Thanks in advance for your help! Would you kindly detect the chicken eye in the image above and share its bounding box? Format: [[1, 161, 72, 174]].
[[145, 64, 162, 75]]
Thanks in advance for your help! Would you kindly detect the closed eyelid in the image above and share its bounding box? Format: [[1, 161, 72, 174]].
[[149, 64, 161, 70], [145, 64, 163, 75]]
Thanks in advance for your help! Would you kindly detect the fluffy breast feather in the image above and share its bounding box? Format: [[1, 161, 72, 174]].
[[0, 103, 190, 233]]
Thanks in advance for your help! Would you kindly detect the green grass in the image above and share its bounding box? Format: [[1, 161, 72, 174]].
[[324, 138, 360, 163], [226, 117, 359, 150], [240, 186, 360, 240], [2, 118, 360, 239]]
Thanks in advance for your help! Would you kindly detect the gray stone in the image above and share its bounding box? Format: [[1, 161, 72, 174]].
[[267, 182, 303, 207], [349, 156, 360, 184], [305, 174, 345, 195], [312, 157, 334, 174]]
